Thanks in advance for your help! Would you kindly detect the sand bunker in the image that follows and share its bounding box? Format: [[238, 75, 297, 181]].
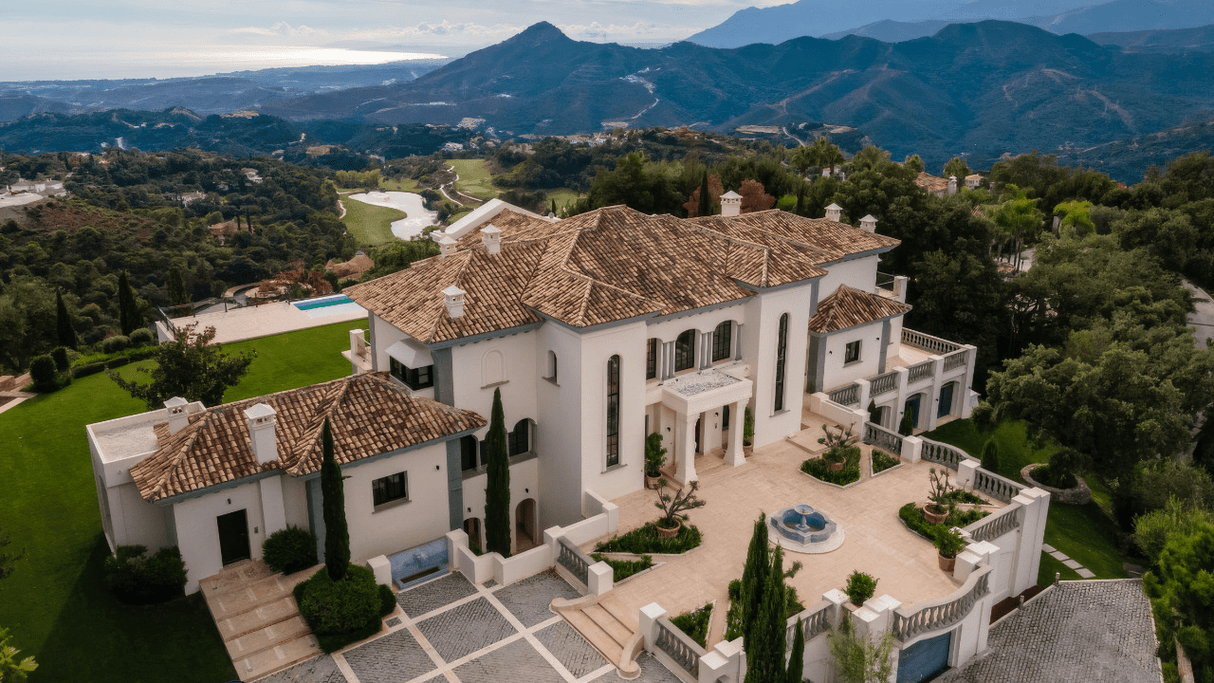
[[348, 191, 439, 240]]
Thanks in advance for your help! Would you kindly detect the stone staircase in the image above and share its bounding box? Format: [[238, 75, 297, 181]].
[[199, 559, 322, 681], [554, 597, 642, 679]]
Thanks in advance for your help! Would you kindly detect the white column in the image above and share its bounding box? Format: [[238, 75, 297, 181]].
[[675, 412, 698, 483], [725, 399, 746, 466], [733, 323, 743, 361], [926, 354, 945, 430]]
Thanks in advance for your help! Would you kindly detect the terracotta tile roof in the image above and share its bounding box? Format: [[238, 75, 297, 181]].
[[809, 284, 912, 334], [914, 172, 950, 194], [129, 372, 485, 502], [452, 208, 554, 250], [348, 204, 895, 343]]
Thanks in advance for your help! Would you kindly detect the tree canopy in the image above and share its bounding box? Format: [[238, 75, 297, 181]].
[[108, 324, 255, 408]]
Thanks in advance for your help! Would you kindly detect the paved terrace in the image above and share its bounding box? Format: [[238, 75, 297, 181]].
[[589, 421, 1000, 648], [155, 300, 366, 344]]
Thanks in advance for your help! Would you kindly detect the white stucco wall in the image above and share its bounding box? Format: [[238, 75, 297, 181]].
[[535, 321, 584, 528], [816, 255, 879, 297], [449, 330, 538, 426], [173, 480, 266, 594], [821, 321, 885, 391], [744, 287, 812, 448], [341, 443, 453, 564], [460, 456, 541, 554]]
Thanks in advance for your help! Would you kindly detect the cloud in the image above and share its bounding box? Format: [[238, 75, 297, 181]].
[[231, 21, 329, 38]]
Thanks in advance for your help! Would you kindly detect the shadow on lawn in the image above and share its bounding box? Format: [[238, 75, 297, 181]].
[[34, 536, 235, 683]]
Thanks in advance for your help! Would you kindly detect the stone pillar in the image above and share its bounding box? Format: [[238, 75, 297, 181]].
[[856, 378, 872, 416], [700, 331, 713, 370], [1010, 488, 1051, 597], [676, 413, 698, 483], [639, 603, 667, 650], [957, 459, 978, 491], [961, 344, 978, 419], [878, 319, 892, 373], [588, 562, 614, 596], [725, 399, 746, 466], [733, 322, 743, 361], [662, 341, 675, 380], [926, 354, 945, 431]]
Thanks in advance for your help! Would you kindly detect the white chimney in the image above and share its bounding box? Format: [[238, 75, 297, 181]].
[[164, 396, 190, 435], [825, 203, 843, 222], [443, 285, 466, 319], [438, 236, 456, 259], [860, 215, 878, 232], [720, 190, 742, 217], [948, 176, 958, 196], [481, 224, 502, 254], [244, 403, 278, 465]]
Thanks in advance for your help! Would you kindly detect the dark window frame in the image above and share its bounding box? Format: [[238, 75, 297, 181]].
[[372, 471, 408, 507], [712, 321, 732, 362], [607, 355, 620, 467], [389, 357, 434, 391], [844, 340, 861, 364], [509, 419, 531, 456], [646, 338, 658, 380], [675, 330, 696, 372], [774, 313, 788, 412]]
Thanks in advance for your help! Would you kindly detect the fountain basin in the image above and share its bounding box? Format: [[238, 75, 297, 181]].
[[769, 504, 844, 554]]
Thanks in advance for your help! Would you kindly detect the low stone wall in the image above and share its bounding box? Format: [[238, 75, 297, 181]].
[[1020, 464, 1091, 505]]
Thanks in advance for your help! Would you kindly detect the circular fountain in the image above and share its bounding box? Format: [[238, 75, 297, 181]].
[[768, 504, 844, 554]]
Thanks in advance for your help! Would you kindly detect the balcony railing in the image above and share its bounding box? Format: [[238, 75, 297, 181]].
[[973, 468, 1024, 504], [556, 537, 591, 586], [655, 616, 705, 679], [864, 422, 904, 457], [966, 505, 1024, 543], [827, 383, 860, 407], [787, 600, 834, 648], [920, 438, 971, 471], [943, 349, 968, 372], [893, 567, 991, 642], [869, 370, 898, 396], [902, 328, 963, 355], [907, 359, 935, 384]]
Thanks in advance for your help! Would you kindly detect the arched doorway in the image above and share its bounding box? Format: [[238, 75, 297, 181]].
[[515, 498, 538, 552], [937, 382, 956, 419], [463, 517, 483, 554]]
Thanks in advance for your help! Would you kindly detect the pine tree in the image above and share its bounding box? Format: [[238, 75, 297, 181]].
[[484, 388, 512, 556], [55, 289, 75, 350], [697, 172, 711, 218], [981, 437, 1000, 474], [117, 271, 139, 336], [320, 418, 350, 580], [786, 616, 805, 683]]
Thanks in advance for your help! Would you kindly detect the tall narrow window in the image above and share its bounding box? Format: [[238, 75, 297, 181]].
[[774, 313, 788, 412], [460, 435, 478, 471], [606, 355, 620, 467], [546, 350, 558, 382], [646, 338, 658, 380], [509, 419, 531, 456], [712, 321, 732, 362], [675, 330, 696, 372]]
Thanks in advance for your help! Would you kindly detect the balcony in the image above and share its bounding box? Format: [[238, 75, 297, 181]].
[[342, 328, 373, 374]]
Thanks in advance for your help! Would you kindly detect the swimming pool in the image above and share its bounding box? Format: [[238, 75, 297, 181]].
[[292, 294, 365, 318]]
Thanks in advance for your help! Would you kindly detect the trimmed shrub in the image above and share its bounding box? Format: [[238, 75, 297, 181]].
[[106, 356, 130, 369], [101, 335, 130, 354], [51, 347, 70, 372], [379, 584, 397, 617], [590, 553, 654, 582], [801, 445, 861, 485], [872, 450, 901, 473], [294, 564, 380, 638], [1031, 464, 1077, 490], [129, 328, 155, 347], [980, 437, 1000, 474], [844, 570, 878, 605], [593, 522, 702, 554], [898, 503, 988, 545], [29, 355, 58, 392], [103, 545, 188, 604], [262, 526, 318, 575], [72, 361, 108, 378], [669, 602, 713, 648]]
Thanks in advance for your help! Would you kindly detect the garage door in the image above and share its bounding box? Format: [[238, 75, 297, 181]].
[[897, 630, 952, 683]]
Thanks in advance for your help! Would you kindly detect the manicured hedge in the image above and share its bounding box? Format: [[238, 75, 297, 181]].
[[670, 603, 712, 648], [898, 503, 989, 545], [262, 527, 318, 575], [589, 553, 653, 582], [594, 523, 702, 554], [294, 564, 384, 653], [103, 545, 188, 605], [801, 445, 861, 485], [871, 450, 901, 473]]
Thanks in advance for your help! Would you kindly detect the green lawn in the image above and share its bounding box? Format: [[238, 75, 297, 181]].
[[545, 187, 582, 214], [341, 195, 406, 247], [925, 419, 1127, 587], [447, 159, 497, 200], [0, 320, 364, 682], [381, 177, 420, 192]]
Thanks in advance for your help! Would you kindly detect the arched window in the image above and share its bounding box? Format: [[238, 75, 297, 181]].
[[712, 321, 733, 362], [460, 435, 478, 471], [482, 349, 505, 386], [546, 350, 558, 382], [509, 419, 533, 456], [606, 355, 620, 467], [646, 338, 658, 380], [774, 313, 788, 412], [675, 329, 696, 372]]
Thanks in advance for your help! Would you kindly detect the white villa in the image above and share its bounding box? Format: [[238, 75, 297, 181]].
[[88, 193, 1047, 683]]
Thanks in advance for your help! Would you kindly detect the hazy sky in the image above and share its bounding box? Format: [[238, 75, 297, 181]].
[[2, 0, 782, 81]]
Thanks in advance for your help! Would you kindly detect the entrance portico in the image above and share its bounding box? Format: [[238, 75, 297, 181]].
[[654, 368, 753, 483]]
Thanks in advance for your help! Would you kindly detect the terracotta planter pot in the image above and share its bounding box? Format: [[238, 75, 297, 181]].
[[645, 474, 662, 490], [829, 461, 844, 472], [938, 553, 956, 573], [656, 520, 681, 539], [924, 506, 948, 524], [744, 444, 753, 457]]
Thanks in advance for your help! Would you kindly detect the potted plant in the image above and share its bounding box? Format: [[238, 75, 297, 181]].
[[924, 467, 951, 524], [645, 433, 667, 490], [653, 479, 706, 539], [936, 528, 966, 573], [824, 449, 847, 471], [844, 570, 878, 607], [743, 406, 755, 455], [818, 423, 856, 471]]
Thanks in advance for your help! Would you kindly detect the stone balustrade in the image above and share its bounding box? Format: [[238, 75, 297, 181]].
[[902, 328, 963, 355], [965, 504, 1024, 544], [893, 566, 991, 642], [556, 536, 590, 586], [864, 421, 904, 457], [827, 383, 860, 407], [869, 370, 898, 396], [654, 616, 705, 679]]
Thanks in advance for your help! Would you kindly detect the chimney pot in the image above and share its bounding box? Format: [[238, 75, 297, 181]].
[[948, 176, 958, 196], [443, 285, 466, 319], [720, 190, 742, 217], [438, 236, 456, 259], [164, 396, 190, 435], [825, 203, 843, 222], [243, 403, 278, 465], [481, 224, 502, 254], [860, 214, 878, 232]]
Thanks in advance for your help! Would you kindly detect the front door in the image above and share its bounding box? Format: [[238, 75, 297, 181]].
[[937, 382, 955, 419], [217, 509, 250, 566]]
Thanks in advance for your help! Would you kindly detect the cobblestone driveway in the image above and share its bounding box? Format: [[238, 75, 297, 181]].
[[260, 570, 682, 683]]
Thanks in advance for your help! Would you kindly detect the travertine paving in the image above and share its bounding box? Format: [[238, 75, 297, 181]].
[[934, 580, 1161, 683]]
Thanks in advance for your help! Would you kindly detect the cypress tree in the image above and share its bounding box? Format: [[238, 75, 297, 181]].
[[320, 418, 350, 580], [697, 171, 711, 217], [981, 437, 1000, 474], [168, 267, 187, 306], [898, 410, 915, 436], [55, 289, 75, 350], [117, 271, 138, 336], [739, 514, 770, 644], [745, 546, 787, 683], [786, 615, 805, 683], [484, 388, 512, 556]]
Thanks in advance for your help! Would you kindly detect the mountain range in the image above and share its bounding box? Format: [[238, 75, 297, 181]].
[[689, 0, 1214, 49]]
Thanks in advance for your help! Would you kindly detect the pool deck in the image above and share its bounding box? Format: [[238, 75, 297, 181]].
[[156, 300, 367, 345]]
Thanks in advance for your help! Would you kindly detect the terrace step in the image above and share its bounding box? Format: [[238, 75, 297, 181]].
[[583, 604, 633, 647], [237, 633, 321, 681], [563, 608, 626, 666]]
